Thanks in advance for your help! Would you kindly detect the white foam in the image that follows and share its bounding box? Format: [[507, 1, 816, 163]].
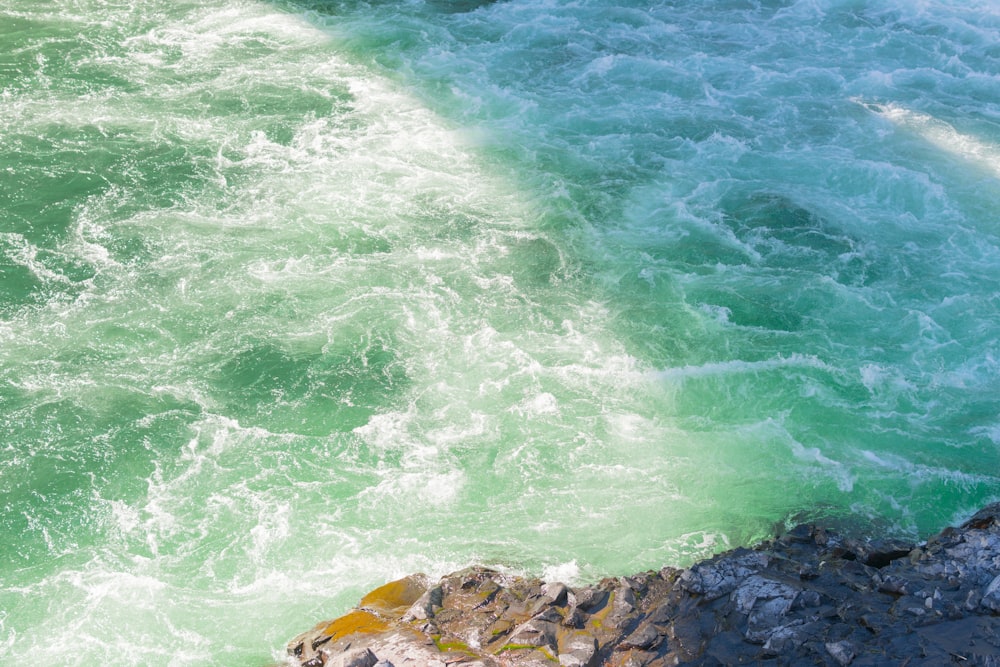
[[425, 412, 491, 445], [655, 353, 834, 381], [859, 449, 996, 487], [859, 99, 1000, 179], [971, 423, 1000, 445], [0, 610, 13, 654], [364, 469, 466, 508], [787, 440, 853, 492], [511, 392, 560, 417], [0, 233, 77, 286], [62, 568, 167, 607], [541, 560, 579, 584], [859, 363, 916, 396], [122, 3, 328, 66], [248, 500, 291, 565]]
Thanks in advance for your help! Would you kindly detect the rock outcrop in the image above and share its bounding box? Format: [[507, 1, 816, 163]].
[[285, 503, 1000, 666]]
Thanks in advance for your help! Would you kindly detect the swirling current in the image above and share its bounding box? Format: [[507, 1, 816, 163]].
[[2, 0, 1000, 663]]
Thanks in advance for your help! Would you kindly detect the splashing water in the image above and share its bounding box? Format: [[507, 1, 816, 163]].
[[2, 0, 999, 663]]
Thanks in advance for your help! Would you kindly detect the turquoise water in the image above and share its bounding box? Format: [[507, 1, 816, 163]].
[[2, 0, 1000, 663]]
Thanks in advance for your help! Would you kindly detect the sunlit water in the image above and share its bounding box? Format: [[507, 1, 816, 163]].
[[2, 0, 999, 663]]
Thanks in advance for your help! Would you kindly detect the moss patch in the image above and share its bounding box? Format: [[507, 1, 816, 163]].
[[432, 635, 476, 656], [587, 590, 615, 630], [496, 643, 557, 661]]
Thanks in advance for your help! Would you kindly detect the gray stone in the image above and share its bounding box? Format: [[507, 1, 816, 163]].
[[981, 574, 1000, 612], [558, 632, 597, 667], [573, 588, 609, 612], [543, 582, 569, 606], [732, 575, 798, 615], [825, 640, 856, 666], [747, 598, 798, 643], [336, 648, 378, 667], [612, 583, 637, 617], [509, 619, 558, 650], [678, 549, 768, 601], [760, 620, 809, 654], [962, 503, 1000, 530], [402, 585, 442, 622], [731, 575, 799, 643], [620, 623, 662, 651]]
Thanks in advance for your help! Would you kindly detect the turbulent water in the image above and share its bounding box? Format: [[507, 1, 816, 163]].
[[2, 0, 1000, 663]]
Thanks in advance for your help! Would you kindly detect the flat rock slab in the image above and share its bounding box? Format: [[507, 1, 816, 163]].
[[286, 503, 1000, 666]]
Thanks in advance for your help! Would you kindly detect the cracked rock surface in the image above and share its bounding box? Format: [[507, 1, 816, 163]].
[[286, 503, 1000, 666]]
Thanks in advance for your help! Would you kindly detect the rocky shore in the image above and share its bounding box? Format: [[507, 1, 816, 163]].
[[285, 503, 1000, 666]]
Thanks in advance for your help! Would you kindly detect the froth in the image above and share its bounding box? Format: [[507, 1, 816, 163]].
[[860, 100, 1000, 179], [656, 354, 835, 381], [5, 0, 1000, 664]]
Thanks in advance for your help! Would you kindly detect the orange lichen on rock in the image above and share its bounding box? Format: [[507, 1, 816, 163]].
[[358, 575, 427, 617], [320, 610, 389, 642]]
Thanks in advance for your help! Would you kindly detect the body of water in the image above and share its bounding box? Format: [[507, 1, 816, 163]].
[[2, 0, 1000, 663]]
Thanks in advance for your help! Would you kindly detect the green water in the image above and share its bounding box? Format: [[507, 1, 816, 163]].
[[2, 0, 1000, 663]]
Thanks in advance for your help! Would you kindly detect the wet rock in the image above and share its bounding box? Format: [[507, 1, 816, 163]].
[[574, 588, 609, 612], [358, 575, 428, 616], [875, 574, 909, 596], [963, 504, 1000, 530], [982, 574, 1000, 613], [761, 619, 814, 654], [542, 582, 569, 607], [677, 549, 768, 601], [339, 648, 378, 667], [611, 583, 636, 618], [508, 618, 558, 651], [617, 623, 661, 651], [825, 639, 856, 666], [285, 503, 1000, 666], [557, 631, 597, 667], [729, 575, 800, 643], [402, 585, 442, 622]]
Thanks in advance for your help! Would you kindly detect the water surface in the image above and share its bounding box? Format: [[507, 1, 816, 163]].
[[2, 0, 999, 663]]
